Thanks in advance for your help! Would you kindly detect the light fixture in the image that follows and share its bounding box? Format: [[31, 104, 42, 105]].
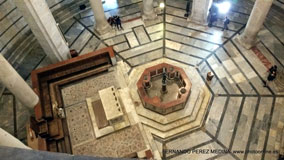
[[216, 1, 231, 14], [159, 2, 165, 8]]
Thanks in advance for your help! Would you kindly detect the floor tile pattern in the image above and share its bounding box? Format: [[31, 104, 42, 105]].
[[0, 0, 284, 159]]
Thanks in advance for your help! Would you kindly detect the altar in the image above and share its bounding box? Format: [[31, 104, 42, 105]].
[[86, 86, 130, 138]]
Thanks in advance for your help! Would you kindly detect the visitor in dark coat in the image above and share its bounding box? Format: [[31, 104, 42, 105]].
[[115, 16, 123, 30], [222, 17, 230, 31]]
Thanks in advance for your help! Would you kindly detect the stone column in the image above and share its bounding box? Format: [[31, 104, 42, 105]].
[[0, 54, 39, 109], [89, 0, 112, 35], [236, 0, 273, 49], [142, 0, 157, 20], [189, 0, 212, 25], [0, 128, 31, 149], [13, 0, 70, 63]]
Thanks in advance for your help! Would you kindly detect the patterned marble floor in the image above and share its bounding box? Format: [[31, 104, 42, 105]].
[[0, 0, 284, 159], [57, 0, 284, 159]]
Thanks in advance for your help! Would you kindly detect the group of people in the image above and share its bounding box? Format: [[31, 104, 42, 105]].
[[263, 65, 277, 87], [107, 15, 123, 30]]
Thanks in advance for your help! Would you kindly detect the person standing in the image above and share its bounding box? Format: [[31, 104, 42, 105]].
[[107, 16, 115, 28], [184, 0, 192, 17], [208, 12, 217, 27], [208, 4, 218, 27], [115, 16, 123, 30], [269, 65, 278, 73], [222, 16, 230, 31], [263, 65, 278, 87]]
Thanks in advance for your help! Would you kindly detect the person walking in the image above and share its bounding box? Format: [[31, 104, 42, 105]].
[[222, 16, 230, 31]]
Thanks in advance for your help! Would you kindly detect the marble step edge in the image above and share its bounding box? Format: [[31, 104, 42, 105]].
[[145, 104, 209, 140], [140, 88, 211, 136], [140, 92, 210, 134], [147, 120, 201, 140], [135, 87, 202, 125], [136, 86, 209, 126], [138, 90, 207, 132]]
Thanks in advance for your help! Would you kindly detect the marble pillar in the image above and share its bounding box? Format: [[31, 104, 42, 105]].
[[189, 0, 212, 25], [13, 0, 70, 63], [89, 0, 112, 35], [142, 0, 157, 20], [236, 0, 273, 49], [0, 54, 39, 109], [0, 128, 31, 149]]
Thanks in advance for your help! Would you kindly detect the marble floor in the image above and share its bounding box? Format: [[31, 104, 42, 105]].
[[0, 0, 284, 159]]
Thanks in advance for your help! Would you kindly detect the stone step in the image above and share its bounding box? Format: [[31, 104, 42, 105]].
[[138, 89, 206, 132], [148, 121, 201, 140], [135, 87, 201, 125], [140, 87, 211, 139], [143, 101, 208, 139]]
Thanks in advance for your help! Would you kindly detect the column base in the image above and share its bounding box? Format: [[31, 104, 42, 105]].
[[235, 35, 259, 50], [142, 12, 157, 21], [94, 24, 112, 35]]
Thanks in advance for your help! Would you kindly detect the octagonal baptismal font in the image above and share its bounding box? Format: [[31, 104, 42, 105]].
[[137, 63, 192, 115]]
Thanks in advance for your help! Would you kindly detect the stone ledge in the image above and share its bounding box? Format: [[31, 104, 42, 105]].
[[138, 89, 205, 132], [139, 86, 211, 139]]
